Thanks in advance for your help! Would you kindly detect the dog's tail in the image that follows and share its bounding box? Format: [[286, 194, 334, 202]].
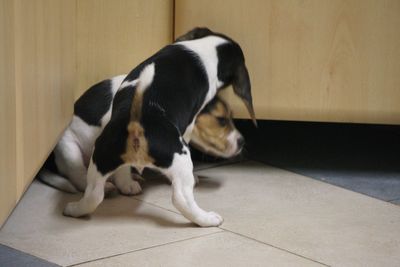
[[37, 169, 79, 194], [126, 63, 155, 154]]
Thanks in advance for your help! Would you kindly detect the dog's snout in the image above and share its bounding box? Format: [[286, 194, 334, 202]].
[[237, 136, 245, 149]]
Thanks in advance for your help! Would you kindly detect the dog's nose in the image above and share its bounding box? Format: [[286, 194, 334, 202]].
[[237, 136, 245, 149]]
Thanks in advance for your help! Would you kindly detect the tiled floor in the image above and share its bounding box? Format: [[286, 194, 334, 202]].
[[1, 160, 400, 266], [1, 120, 399, 266]]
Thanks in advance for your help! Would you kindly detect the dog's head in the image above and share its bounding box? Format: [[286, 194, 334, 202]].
[[191, 96, 244, 158], [176, 27, 257, 127]]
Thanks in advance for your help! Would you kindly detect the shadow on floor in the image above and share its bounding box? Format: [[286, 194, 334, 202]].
[[234, 119, 400, 202]]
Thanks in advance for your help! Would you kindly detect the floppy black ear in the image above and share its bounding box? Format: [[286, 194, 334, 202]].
[[232, 64, 257, 127], [175, 27, 213, 42]]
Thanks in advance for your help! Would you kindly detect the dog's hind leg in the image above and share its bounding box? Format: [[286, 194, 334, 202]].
[[163, 146, 223, 227], [54, 131, 88, 192], [63, 159, 110, 217]]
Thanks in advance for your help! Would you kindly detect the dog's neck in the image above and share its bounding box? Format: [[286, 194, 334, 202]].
[[175, 36, 228, 109]]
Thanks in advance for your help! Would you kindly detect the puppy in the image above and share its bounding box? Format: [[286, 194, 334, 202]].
[[39, 75, 243, 194], [63, 27, 256, 227]]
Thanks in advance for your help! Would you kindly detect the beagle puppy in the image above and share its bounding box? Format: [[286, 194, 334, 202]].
[[63, 27, 256, 227], [39, 75, 243, 194]]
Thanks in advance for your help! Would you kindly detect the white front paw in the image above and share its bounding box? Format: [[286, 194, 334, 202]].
[[196, 211, 224, 227], [63, 202, 83, 217], [117, 179, 142, 196]]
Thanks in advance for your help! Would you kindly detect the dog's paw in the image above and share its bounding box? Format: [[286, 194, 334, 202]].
[[63, 202, 85, 218], [196, 211, 224, 227], [117, 179, 142, 196]]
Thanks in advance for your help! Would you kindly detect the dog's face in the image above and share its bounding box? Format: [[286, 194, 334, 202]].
[[191, 97, 244, 158]]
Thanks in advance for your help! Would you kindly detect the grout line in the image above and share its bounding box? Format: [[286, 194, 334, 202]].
[[67, 231, 223, 267], [219, 228, 331, 267], [132, 196, 181, 216], [131, 196, 330, 266]]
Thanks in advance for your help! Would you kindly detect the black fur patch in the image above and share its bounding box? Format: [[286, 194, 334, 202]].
[[74, 79, 114, 126]]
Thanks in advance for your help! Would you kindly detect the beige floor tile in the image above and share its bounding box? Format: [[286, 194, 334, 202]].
[[77, 232, 323, 267], [0, 181, 221, 266], [135, 161, 400, 267]]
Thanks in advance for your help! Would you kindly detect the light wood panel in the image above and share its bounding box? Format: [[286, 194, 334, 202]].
[[175, 0, 400, 124], [13, 0, 76, 198], [76, 0, 173, 98], [0, 0, 17, 226]]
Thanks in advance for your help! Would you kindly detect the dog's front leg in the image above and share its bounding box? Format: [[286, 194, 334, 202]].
[[113, 166, 142, 196], [165, 148, 223, 227], [63, 159, 109, 217]]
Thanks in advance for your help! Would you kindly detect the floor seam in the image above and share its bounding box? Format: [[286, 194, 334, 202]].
[[219, 228, 331, 267], [66, 231, 224, 267], [132, 196, 181, 216]]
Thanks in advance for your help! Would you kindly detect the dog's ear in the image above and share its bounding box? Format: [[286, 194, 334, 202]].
[[175, 27, 213, 42], [233, 64, 257, 127]]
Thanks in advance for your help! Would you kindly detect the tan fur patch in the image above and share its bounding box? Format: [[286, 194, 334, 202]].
[[192, 99, 235, 153], [121, 121, 154, 166]]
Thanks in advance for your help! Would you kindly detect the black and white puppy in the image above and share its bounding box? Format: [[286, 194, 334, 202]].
[[39, 74, 243, 194], [63, 28, 256, 227]]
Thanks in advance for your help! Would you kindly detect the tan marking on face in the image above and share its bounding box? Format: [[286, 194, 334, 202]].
[[121, 121, 154, 166], [192, 99, 236, 155]]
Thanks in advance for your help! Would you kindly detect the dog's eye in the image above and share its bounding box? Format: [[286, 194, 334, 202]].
[[217, 117, 228, 127]]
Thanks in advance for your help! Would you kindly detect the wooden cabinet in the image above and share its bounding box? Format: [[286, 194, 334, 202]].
[[0, 0, 17, 226], [175, 0, 400, 124], [76, 0, 173, 98], [0, 0, 76, 226], [0, 0, 173, 226]]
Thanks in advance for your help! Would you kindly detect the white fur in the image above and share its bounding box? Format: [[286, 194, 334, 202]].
[[160, 146, 223, 227], [136, 63, 155, 93], [63, 159, 109, 217], [226, 130, 243, 156], [113, 166, 142, 195], [101, 74, 127, 126], [119, 79, 138, 90]]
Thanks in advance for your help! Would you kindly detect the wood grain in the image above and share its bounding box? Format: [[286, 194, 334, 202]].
[[13, 0, 76, 198], [76, 0, 173, 98], [0, 0, 17, 226], [175, 0, 400, 124]]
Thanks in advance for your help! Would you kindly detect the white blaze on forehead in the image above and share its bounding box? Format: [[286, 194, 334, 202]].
[[176, 36, 228, 106]]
